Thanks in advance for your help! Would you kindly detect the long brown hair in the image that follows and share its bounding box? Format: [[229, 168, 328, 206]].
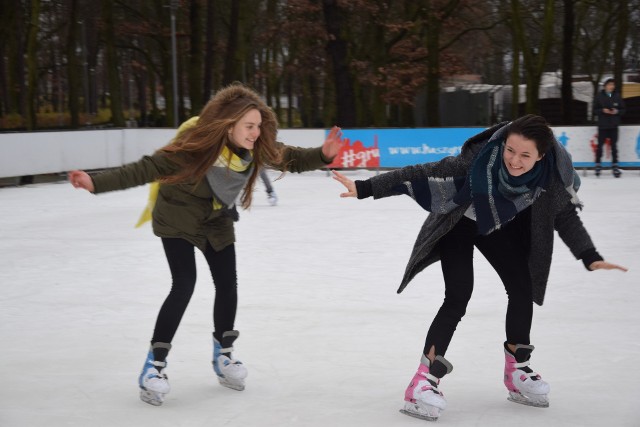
[[158, 83, 283, 208]]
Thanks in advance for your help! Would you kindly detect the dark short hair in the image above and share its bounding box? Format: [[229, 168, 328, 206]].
[[506, 114, 555, 154]]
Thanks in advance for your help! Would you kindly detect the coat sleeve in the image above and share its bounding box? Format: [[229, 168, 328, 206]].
[[91, 152, 182, 194], [364, 156, 464, 200], [361, 122, 507, 200], [269, 141, 332, 173], [553, 198, 598, 261]]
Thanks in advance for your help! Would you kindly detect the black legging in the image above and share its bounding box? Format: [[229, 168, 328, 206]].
[[423, 212, 533, 357], [152, 237, 237, 344], [596, 128, 619, 164]]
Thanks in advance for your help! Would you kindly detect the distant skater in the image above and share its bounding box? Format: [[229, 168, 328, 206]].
[[259, 169, 278, 205], [593, 77, 626, 177], [333, 115, 626, 421]]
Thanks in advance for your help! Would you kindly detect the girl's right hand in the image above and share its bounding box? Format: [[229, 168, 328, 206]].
[[332, 170, 357, 198], [68, 170, 95, 192]]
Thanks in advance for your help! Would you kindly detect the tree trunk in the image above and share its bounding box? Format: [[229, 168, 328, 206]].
[[613, 0, 629, 92], [6, 1, 26, 119], [425, 19, 441, 127], [510, 0, 556, 115], [188, 0, 204, 114], [84, 9, 100, 116], [0, 44, 6, 116], [561, 0, 574, 124], [322, 0, 356, 127], [101, 0, 125, 127], [222, 0, 240, 86], [203, 0, 216, 102], [67, 0, 80, 128], [511, 35, 520, 119], [25, 0, 41, 130]]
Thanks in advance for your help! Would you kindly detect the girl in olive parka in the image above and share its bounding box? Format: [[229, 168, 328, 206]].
[[69, 84, 344, 406]]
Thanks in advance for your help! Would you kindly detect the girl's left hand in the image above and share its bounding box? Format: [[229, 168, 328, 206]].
[[321, 126, 345, 160], [332, 170, 357, 198], [589, 260, 628, 272]]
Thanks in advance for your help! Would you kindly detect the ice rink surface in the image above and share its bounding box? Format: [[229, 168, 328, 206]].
[[1, 169, 638, 427]]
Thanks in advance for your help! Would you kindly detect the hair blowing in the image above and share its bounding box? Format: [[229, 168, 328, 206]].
[[506, 114, 555, 155], [157, 83, 283, 209]]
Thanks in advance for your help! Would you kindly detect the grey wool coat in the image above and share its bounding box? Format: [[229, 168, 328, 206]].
[[364, 122, 598, 306]]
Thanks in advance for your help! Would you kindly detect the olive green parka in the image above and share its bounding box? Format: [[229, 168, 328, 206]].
[[91, 143, 331, 251]]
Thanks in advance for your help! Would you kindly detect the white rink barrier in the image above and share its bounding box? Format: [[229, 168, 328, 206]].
[[0, 128, 325, 178], [1, 126, 639, 179]]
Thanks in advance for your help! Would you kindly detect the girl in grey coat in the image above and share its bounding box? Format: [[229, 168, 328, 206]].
[[333, 115, 626, 421]]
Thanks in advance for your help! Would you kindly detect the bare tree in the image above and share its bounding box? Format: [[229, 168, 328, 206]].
[[322, 0, 357, 127], [509, 0, 556, 114], [102, 0, 125, 126], [26, 0, 42, 130], [561, 0, 575, 124]]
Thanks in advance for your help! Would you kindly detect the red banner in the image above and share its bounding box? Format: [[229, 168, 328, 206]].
[[327, 135, 380, 168]]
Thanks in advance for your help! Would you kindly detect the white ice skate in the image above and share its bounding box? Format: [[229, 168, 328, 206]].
[[139, 343, 171, 406], [267, 191, 278, 206], [400, 355, 453, 422], [504, 343, 550, 408], [612, 164, 622, 178], [213, 330, 248, 391]]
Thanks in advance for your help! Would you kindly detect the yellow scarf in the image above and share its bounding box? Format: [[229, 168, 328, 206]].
[[135, 117, 253, 228]]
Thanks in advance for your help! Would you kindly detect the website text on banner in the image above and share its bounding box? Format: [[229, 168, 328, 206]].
[[326, 128, 481, 168], [325, 127, 640, 168]]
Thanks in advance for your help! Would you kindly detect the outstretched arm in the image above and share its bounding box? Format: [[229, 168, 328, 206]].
[[273, 126, 347, 173], [68, 153, 181, 194]]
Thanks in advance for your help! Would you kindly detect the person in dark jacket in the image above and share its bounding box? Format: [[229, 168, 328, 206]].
[[69, 83, 345, 406], [333, 115, 626, 421], [593, 77, 626, 177]]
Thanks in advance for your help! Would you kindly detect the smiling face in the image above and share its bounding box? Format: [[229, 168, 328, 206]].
[[228, 108, 262, 150], [502, 133, 543, 176]]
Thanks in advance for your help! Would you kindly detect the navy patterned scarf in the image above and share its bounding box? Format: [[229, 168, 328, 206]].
[[394, 128, 581, 235]]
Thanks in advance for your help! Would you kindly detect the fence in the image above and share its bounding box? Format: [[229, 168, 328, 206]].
[[2, 126, 640, 180]]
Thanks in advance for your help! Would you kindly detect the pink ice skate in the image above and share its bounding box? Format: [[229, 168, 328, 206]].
[[400, 355, 453, 421], [504, 343, 550, 408]]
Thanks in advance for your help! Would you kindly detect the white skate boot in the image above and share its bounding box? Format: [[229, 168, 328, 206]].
[[213, 330, 247, 391], [139, 342, 171, 406], [400, 355, 453, 421], [267, 190, 278, 206], [504, 343, 550, 407]]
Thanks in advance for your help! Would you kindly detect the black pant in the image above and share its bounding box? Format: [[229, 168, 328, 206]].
[[152, 238, 238, 344], [423, 214, 533, 357], [596, 128, 619, 164]]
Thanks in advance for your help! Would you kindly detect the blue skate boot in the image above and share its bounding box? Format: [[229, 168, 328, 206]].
[[139, 342, 171, 406], [213, 330, 248, 391]]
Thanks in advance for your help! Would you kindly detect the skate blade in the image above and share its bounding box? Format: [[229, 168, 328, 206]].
[[218, 376, 245, 391], [507, 392, 549, 408], [140, 389, 165, 406], [400, 409, 439, 422], [400, 402, 441, 421]]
